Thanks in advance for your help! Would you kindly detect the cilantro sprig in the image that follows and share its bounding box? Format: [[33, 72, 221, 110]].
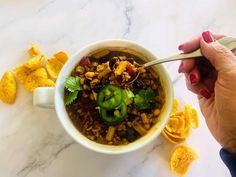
[[134, 87, 156, 110], [64, 76, 82, 105], [65, 76, 82, 92]]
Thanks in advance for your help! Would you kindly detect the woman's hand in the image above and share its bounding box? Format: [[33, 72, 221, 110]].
[[178, 31, 236, 153]]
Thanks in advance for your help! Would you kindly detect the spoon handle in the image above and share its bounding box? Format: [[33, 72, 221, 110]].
[[143, 36, 236, 68]]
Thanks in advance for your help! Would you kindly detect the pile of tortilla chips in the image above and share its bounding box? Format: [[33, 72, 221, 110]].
[[170, 145, 198, 177], [0, 43, 69, 104], [162, 99, 199, 144], [162, 99, 199, 177]]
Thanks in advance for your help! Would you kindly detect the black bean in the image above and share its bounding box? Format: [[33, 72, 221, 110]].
[[126, 128, 139, 142], [133, 80, 144, 89], [93, 84, 103, 93], [127, 114, 136, 121], [142, 109, 152, 114], [109, 57, 120, 69], [100, 57, 109, 63], [101, 78, 110, 85], [100, 125, 108, 136], [126, 57, 134, 64], [85, 79, 91, 85], [117, 131, 126, 138]]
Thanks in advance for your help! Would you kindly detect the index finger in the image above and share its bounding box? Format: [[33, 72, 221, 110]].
[[179, 34, 225, 53]]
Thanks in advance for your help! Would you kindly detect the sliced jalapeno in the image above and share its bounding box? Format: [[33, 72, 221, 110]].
[[100, 102, 127, 125], [97, 84, 122, 110]]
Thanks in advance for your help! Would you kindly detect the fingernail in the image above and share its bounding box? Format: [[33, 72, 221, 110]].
[[178, 63, 184, 73], [199, 89, 211, 99], [202, 31, 215, 43], [189, 73, 197, 85], [178, 44, 184, 51]]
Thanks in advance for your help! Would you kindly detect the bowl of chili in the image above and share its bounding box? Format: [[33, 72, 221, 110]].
[[33, 39, 174, 154]]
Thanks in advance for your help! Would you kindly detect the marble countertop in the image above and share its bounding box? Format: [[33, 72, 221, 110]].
[[1, 0, 236, 177]]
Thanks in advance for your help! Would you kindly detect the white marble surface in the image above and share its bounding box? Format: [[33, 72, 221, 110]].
[[1, 0, 236, 176]]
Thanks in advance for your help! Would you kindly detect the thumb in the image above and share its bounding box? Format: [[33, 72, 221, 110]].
[[200, 36, 236, 72]]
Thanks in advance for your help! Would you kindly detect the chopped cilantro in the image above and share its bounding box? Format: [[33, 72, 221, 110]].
[[123, 89, 134, 105], [134, 87, 156, 110]]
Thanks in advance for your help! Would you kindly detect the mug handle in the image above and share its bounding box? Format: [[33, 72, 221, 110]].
[[33, 87, 55, 109]]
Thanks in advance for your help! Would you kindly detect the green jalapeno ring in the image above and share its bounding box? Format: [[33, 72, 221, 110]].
[[97, 84, 123, 110], [100, 102, 128, 125]]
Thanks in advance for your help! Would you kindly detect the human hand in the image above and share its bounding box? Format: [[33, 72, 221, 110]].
[[178, 31, 236, 153]]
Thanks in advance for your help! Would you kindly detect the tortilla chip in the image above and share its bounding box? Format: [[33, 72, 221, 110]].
[[164, 129, 187, 139], [28, 43, 40, 57], [171, 99, 179, 115], [0, 71, 17, 104], [45, 58, 64, 79], [190, 108, 199, 129], [24, 55, 45, 71], [162, 131, 186, 144], [170, 145, 198, 177], [53, 51, 69, 64], [14, 65, 31, 84], [182, 125, 190, 137], [174, 111, 184, 117], [38, 79, 55, 87], [176, 114, 185, 134], [165, 117, 180, 133], [184, 104, 191, 127], [23, 68, 54, 92]]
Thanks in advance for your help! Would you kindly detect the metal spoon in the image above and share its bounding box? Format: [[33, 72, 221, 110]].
[[129, 36, 236, 84]]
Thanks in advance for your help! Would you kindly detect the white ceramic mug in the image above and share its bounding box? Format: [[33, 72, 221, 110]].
[[33, 39, 174, 154]]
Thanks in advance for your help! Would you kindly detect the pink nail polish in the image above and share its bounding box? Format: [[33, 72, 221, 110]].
[[178, 63, 184, 73], [199, 89, 211, 99], [202, 31, 215, 43], [178, 44, 184, 51], [189, 74, 197, 85]]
